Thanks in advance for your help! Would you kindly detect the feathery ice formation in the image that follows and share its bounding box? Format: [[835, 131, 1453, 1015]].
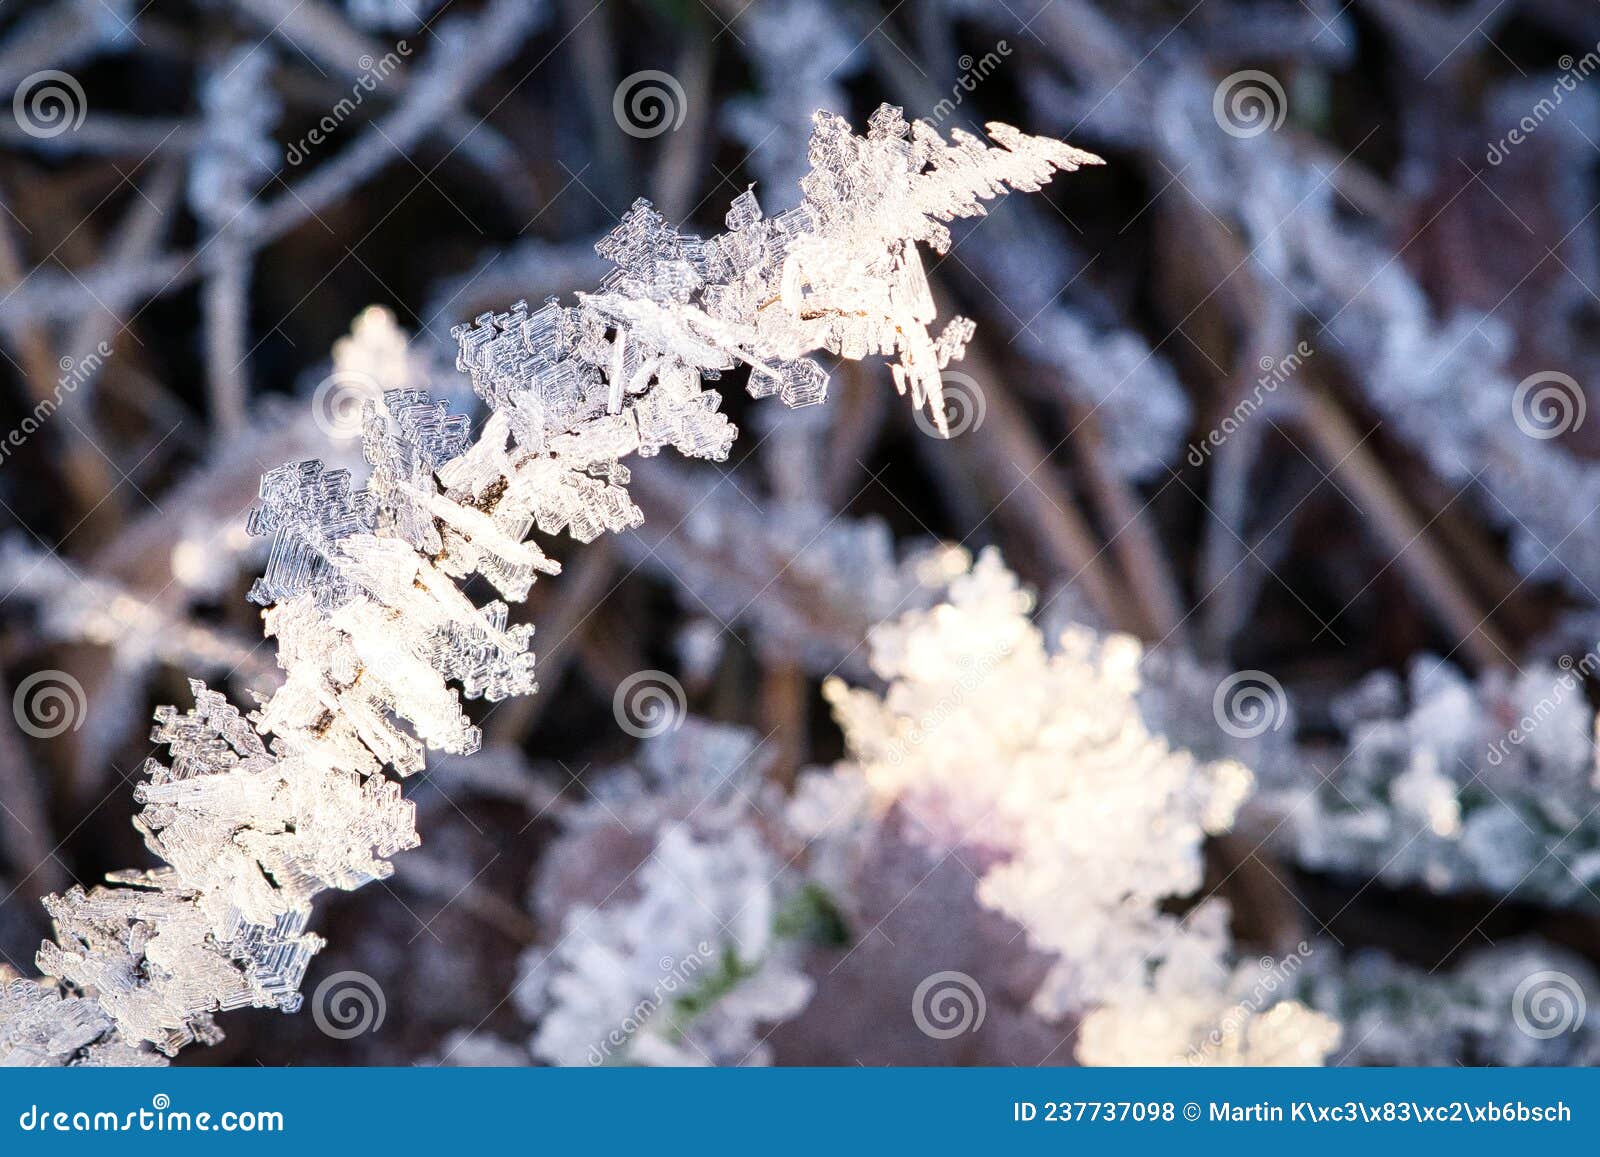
[[0, 106, 1098, 1065]]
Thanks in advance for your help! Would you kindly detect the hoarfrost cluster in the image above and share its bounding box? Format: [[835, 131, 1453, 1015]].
[[0, 105, 1097, 1065]]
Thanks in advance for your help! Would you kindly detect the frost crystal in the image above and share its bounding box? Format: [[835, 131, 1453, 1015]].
[[510, 718, 815, 1067], [1301, 940, 1600, 1067], [814, 548, 1336, 1065], [1259, 656, 1600, 907], [2, 106, 1091, 1064], [523, 823, 813, 1067]]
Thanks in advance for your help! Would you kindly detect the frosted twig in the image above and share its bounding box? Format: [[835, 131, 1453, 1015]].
[[1293, 380, 1509, 668], [1, 104, 1093, 1065]]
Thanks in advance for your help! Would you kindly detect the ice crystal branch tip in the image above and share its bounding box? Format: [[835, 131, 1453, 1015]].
[[0, 105, 1096, 1065]]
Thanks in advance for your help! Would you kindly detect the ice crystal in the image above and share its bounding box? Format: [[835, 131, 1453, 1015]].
[[514, 718, 815, 1067], [3, 105, 1090, 1064], [1260, 656, 1600, 907], [522, 823, 813, 1067], [813, 548, 1336, 1065], [627, 454, 971, 672], [1301, 940, 1600, 1067], [1079, 60, 1600, 598]]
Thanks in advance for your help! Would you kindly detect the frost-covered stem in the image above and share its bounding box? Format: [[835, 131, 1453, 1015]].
[[0, 186, 117, 523], [203, 243, 252, 440], [0, 700, 65, 900], [950, 343, 1132, 632], [1, 105, 1097, 1066], [1195, 317, 1293, 657], [1294, 379, 1509, 668], [1067, 398, 1188, 642], [229, 0, 395, 86]]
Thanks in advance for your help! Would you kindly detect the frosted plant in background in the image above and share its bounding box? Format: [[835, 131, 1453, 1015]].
[[952, 199, 1191, 482], [627, 446, 971, 673], [1301, 940, 1600, 1067], [1258, 657, 1600, 908], [513, 719, 815, 1067], [186, 48, 280, 229], [526, 823, 811, 1066], [1074, 914, 1340, 1066], [0, 105, 1093, 1065], [345, 0, 446, 31], [811, 548, 1337, 1065], [0, 539, 272, 690], [723, 0, 862, 210], [1075, 54, 1600, 600]]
